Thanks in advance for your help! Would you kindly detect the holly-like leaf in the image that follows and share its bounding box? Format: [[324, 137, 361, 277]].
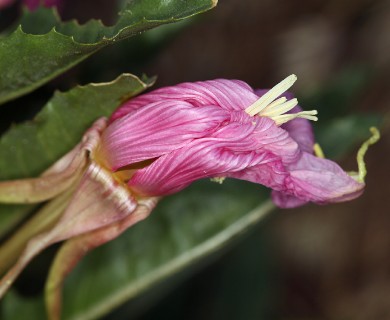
[[1, 179, 275, 320], [0, 0, 217, 104]]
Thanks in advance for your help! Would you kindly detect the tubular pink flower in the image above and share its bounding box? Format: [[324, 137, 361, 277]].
[[101, 100, 230, 169], [0, 75, 379, 311], [101, 76, 369, 208]]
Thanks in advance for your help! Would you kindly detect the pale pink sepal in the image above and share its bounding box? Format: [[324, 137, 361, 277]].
[[0, 118, 106, 204], [45, 197, 159, 320], [0, 118, 140, 299], [0, 161, 141, 298]]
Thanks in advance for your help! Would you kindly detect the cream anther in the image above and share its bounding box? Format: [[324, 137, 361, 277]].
[[245, 75, 318, 126], [245, 74, 297, 116]]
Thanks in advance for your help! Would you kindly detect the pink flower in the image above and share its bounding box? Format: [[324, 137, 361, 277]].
[[0, 75, 378, 315], [100, 75, 370, 208]]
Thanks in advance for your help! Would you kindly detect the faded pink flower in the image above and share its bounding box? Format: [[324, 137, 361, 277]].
[[0, 75, 378, 317], [100, 75, 368, 208]]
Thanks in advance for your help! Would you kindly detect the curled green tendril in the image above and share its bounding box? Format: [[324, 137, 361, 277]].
[[357, 127, 380, 183]]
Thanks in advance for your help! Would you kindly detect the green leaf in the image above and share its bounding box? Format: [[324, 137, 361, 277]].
[[0, 73, 153, 238], [1, 179, 275, 320], [0, 0, 217, 104]]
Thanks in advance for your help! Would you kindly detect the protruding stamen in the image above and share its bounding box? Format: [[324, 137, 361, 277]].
[[245, 74, 297, 116], [260, 97, 287, 113], [260, 98, 298, 117], [273, 110, 318, 125], [245, 75, 318, 126]]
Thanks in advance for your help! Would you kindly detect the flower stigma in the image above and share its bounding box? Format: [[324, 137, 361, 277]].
[[352, 127, 380, 183], [245, 74, 318, 125]]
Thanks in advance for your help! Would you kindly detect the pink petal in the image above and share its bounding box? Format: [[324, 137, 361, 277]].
[[128, 117, 299, 196], [101, 101, 230, 170], [110, 79, 259, 122], [272, 152, 364, 208], [271, 192, 309, 208], [45, 196, 159, 320], [280, 108, 315, 154]]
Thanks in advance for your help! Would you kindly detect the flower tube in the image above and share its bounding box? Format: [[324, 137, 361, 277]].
[[101, 75, 374, 207]]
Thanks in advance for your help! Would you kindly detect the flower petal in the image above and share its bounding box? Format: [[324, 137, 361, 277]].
[[128, 117, 298, 196], [110, 79, 259, 122], [280, 106, 315, 154], [101, 101, 230, 170], [272, 152, 364, 208], [0, 145, 139, 299], [271, 191, 309, 208], [45, 197, 159, 320]]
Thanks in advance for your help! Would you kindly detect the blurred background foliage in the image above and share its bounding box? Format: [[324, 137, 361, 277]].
[[0, 0, 389, 319]]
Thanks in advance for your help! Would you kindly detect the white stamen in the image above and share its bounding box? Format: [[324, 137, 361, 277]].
[[273, 110, 318, 125], [260, 97, 287, 113], [245, 74, 297, 116], [260, 98, 298, 117], [244, 74, 318, 126]]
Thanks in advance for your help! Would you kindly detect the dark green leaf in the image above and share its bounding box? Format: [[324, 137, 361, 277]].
[[0, 0, 217, 104]]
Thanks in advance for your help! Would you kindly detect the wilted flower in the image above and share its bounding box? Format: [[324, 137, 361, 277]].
[[100, 75, 371, 207], [0, 75, 379, 318]]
